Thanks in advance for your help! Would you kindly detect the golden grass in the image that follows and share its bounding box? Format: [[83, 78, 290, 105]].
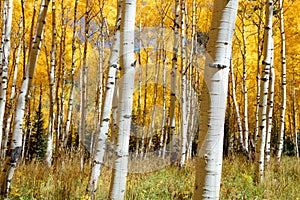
[[3, 152, 299, 200]]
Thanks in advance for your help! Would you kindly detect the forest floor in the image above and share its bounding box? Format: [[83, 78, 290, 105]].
[[5, 154, 300, 200]]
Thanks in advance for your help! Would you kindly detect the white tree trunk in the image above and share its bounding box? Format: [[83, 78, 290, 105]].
[[0, 0, 12, 153], [0, 0, 50, 195], [1, 13, 22, 160], [230, 59, 244, 152], [266, 37, 275, 164], [194, 0, 238, 198], [277, 0, 287, 163], [255, 0, 273, 183], [241, 11, 249, 156], [109, 0, 136, 199], [179, 0, 188, 167], [78, 0, 89, 171], [86, 0, 121, 198], [45, 0, 57, 168]]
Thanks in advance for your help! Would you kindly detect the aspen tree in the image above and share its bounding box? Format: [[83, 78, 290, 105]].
[[64, 0, 78, 148], [194, 0, 238, 198], [255, 0, 273, 183], [45, 0, 57, 168], [254, 1, 264, 147], [109, 0, 136, 198], [86, 0, 121, 198], [277, 0, 287, 163], [169, 0, 180, 162], [157, 0, 170, 158], [0, 0, 12, 153], [291, 78, 299, 158], [266, 42, 275, 164], [78, 0, 90, 171], [230, 59, 244, 152], [1, 11, 23, 160], [0, 0, 50, 195], [186, 0, 197, 160], [241, 4, 249, 156], [179, 0, 188, 167]]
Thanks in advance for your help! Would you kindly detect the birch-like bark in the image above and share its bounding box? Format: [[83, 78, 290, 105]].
[[229, 59, 244, 152], [0, 0, 50, 195], [255, 0, 273, 183], [186, 0, 196, 160], [194, 0, 238, 198], [58, 4, 67, 146], [146, 52, 160, 157], [179, 0, 188, 167], [169, 0, 180, 162], [277, 0, 287, 163], [86, 0, 121, 198], [254, 2, 263, 147], [1, 13, 22, 160], [78, 0, 89, 171], [241, 8, 249, 156], [266, 43, 275, 164], [0, 0, 12, 153], [45, 0, 57, 168], [64, 0, 78, 147], [109, 0, 136, 198]]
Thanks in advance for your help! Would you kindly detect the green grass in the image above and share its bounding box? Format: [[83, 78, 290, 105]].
[[4, 154, 300, 200]]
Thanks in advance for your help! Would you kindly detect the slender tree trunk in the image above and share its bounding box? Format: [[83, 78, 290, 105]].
[[0, 0, 50, 195], [109, 0, 136, 199], [277, 0, 287, 163], [179, 0, 188, 167], [45, 0, 57, 168], [86, 0, 121, 198], [78, 0, 90, 171], [230, 59, 244, 152], [254, 2, 263, 148], [266, 41, 275, 164], [241, 9, 249, 156], [1, 13, 23, 160], [194, 0, 238, 198], [64, 0, 78, 148], [169, 0, 180, 162], [292, 82, 298, 158], [255, 0, 273, 183], [0, 0, 12, 153]]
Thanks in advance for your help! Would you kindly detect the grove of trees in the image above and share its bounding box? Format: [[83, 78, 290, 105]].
[[0, 0, 299, 199]]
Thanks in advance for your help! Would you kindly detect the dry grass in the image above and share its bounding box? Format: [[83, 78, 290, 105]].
[[3, 152, 299, 200]]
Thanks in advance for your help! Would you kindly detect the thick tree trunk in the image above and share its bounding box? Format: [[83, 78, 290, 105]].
[[109, 0, 136, 199], [194, 0, 238, 198]]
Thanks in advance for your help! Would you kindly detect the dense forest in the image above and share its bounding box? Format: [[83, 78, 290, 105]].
[[0, 0, 299, 199]]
